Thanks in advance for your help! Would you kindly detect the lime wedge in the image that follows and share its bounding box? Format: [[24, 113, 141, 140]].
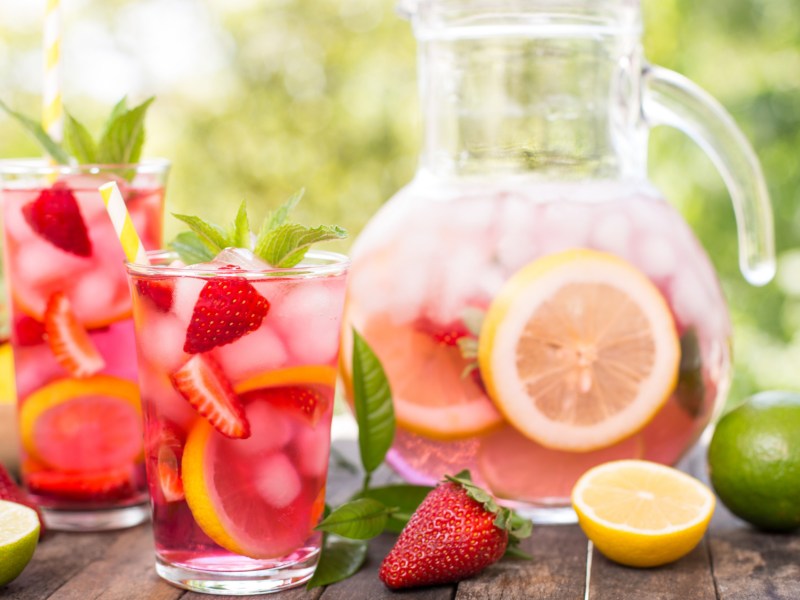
[[0, 500, 40, 587]]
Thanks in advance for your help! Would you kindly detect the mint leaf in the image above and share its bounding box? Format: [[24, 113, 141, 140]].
[[101, 96, 128, 140], [228, 201, 251, 250], [316, 498, 394, 540], [255, 223, 347, 268], [354, 484, 433, 533], [172, 213, 230, 254], [306, 535, 368, 589], [64, 112, 97, 164], [96, 96, 154, 164], [264, 189, 303, 232], [352, 329, 394, 487], [0, 99, 70, 164], [169, 231, 216, 264]]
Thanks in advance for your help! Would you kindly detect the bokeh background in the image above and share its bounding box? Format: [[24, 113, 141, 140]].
[[0, 0, 798, 407]]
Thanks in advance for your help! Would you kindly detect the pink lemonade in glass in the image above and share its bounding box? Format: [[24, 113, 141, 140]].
[[0, 160, 168, 530], [127, 249, 348, 595]]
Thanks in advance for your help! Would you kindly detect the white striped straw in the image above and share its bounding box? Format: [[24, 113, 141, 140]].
[[99, 182, 151, 265], [43, 0, 63, 144]]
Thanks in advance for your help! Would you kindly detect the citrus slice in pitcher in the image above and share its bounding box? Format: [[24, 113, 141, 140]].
[[342, 313, 503, 441], [479, 249, 680, 452], [19, 376, 142, 471]]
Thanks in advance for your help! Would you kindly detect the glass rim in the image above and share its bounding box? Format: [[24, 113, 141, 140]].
[[126, 249, 350, 279], [0, 157, 171, 175]]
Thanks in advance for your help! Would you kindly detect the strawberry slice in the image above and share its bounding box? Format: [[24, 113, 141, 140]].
[[242, 385, 331, 426], [153, 422, 185, 502], [136, 279, 174, 312], [414, 316, 472, 347], [0, 464, 46, 533], [183, 277, 270, 354], [13, 314, 46, 346], [43, 292, 105, 378], [22, 185, 92, 257], [26, 467, 133, 501], [170, 354, 250, 439]]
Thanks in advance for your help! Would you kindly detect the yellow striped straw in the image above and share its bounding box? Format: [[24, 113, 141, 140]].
[[43, 0, 63, 144], [99, 182, 151, 265]]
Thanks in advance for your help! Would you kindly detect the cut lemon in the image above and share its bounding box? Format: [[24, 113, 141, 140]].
[[341, 313, 503, 441], [182, 402, 318, 559], [572, 459, 715, 567], [479, 249, 680, 451], [234, 365, 337, 395], [0, 500, 40, 586], [19, 376, 142, 471]]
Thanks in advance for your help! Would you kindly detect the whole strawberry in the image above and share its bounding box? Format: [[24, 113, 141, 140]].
[[379, 471, 532, 589]]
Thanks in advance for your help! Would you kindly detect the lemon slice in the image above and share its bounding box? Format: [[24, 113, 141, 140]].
[[234, 365, 337, 395], [479, 249, 680, 451], [571, 459, 715, 567], [0, 500, 40, 586]]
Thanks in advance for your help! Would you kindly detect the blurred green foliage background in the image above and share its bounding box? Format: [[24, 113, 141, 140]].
[[0, 0, 798, 408]]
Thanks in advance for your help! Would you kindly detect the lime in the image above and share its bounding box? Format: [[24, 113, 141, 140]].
[[0, 500, 40, 587], [708, 391, 800, 531]]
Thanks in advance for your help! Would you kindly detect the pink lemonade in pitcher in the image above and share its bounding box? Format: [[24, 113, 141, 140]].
[[127, 247, 348, 594], [0, 161, 168, 529]]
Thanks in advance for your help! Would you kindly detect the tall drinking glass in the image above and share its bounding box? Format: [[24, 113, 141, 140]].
[[0, 159, 169, 531], [126, 249, 348, 595]]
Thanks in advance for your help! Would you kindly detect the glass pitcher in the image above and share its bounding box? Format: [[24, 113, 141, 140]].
[[342, 0, 774, 522]]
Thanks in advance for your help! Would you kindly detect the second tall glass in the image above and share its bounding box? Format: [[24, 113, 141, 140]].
[[0, 159, 169, 531]]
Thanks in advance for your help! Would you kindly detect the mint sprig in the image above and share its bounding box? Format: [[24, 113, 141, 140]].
[[1, 96, 154, 166], [169, 193, 348, 268]]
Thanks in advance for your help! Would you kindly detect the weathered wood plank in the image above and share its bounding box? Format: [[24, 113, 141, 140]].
[[588, 538, 717, 600], [4, 529, 121, 600], [456, 525, 588, 600], [41, 524, 180, 600], [709, 506, 800, 600], [319, 533, 454, 600]]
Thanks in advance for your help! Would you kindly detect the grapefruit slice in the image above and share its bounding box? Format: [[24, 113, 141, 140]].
[[479, 249, 680, 452], [19, 376, 142, 472], [343, 313, 503, 441], [477, 425, 644, 503], [181, 399, 319, 559]]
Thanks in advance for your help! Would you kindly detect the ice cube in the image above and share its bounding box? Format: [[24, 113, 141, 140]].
[[254, 453, 301, 508], [233, 401, 293, 456], [70, 270, 121, 323], [295, 426, 331, 477], [591, 212, 631, 258], [171, 275, 207, 326], [137, 358, 197, 431], [638, 235, 677, 280], [137, 311, 191, 373], [213, 326, 288, 382], [212, 247, 271, 271]]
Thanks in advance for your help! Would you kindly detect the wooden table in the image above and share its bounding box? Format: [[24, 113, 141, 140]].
[[5, 441, 799, 600]]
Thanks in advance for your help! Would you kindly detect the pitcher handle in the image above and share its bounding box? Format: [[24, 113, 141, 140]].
[[641, 65, 775, 286]]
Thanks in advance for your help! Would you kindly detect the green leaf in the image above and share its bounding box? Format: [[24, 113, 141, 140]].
[[64, 112, 97, 164], [255, 223, 347, 268], [306, 535, 368, 589], [0, 99, 70, 164], [504, 545, 533, 560], [264, 189, 304, 231], [352, 329, 395, 476], [101, 96, 128, 139], [172, 213, 230, 254], [169, 231, 216, 264], [354, 484, 433, 533], [462, 306, 486, 337], [96, 96, 154, 164], [229, 201, 251, 249], [316, 498, 393, 540]]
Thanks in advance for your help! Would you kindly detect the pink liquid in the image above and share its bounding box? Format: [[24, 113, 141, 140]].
[[1, 175, 164, 511], [344, 179, 730, 510], [130, 265, 346, 572]]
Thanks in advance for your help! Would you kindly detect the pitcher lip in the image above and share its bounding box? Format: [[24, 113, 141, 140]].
[[399, 0, 641, 34]]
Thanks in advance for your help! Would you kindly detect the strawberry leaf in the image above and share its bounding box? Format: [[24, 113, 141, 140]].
[[353, 484, 433, 533], [171, 213, 230, 253], [352, 329, 395, 486], [316, 498, 394, 540], [64, 112, 98, 164], [254, 223, 347, 268], [0, 99, 70, 165], [169, 231, 216, 264], [96, 96, 154, 164], [306, 535, 368, 589]]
